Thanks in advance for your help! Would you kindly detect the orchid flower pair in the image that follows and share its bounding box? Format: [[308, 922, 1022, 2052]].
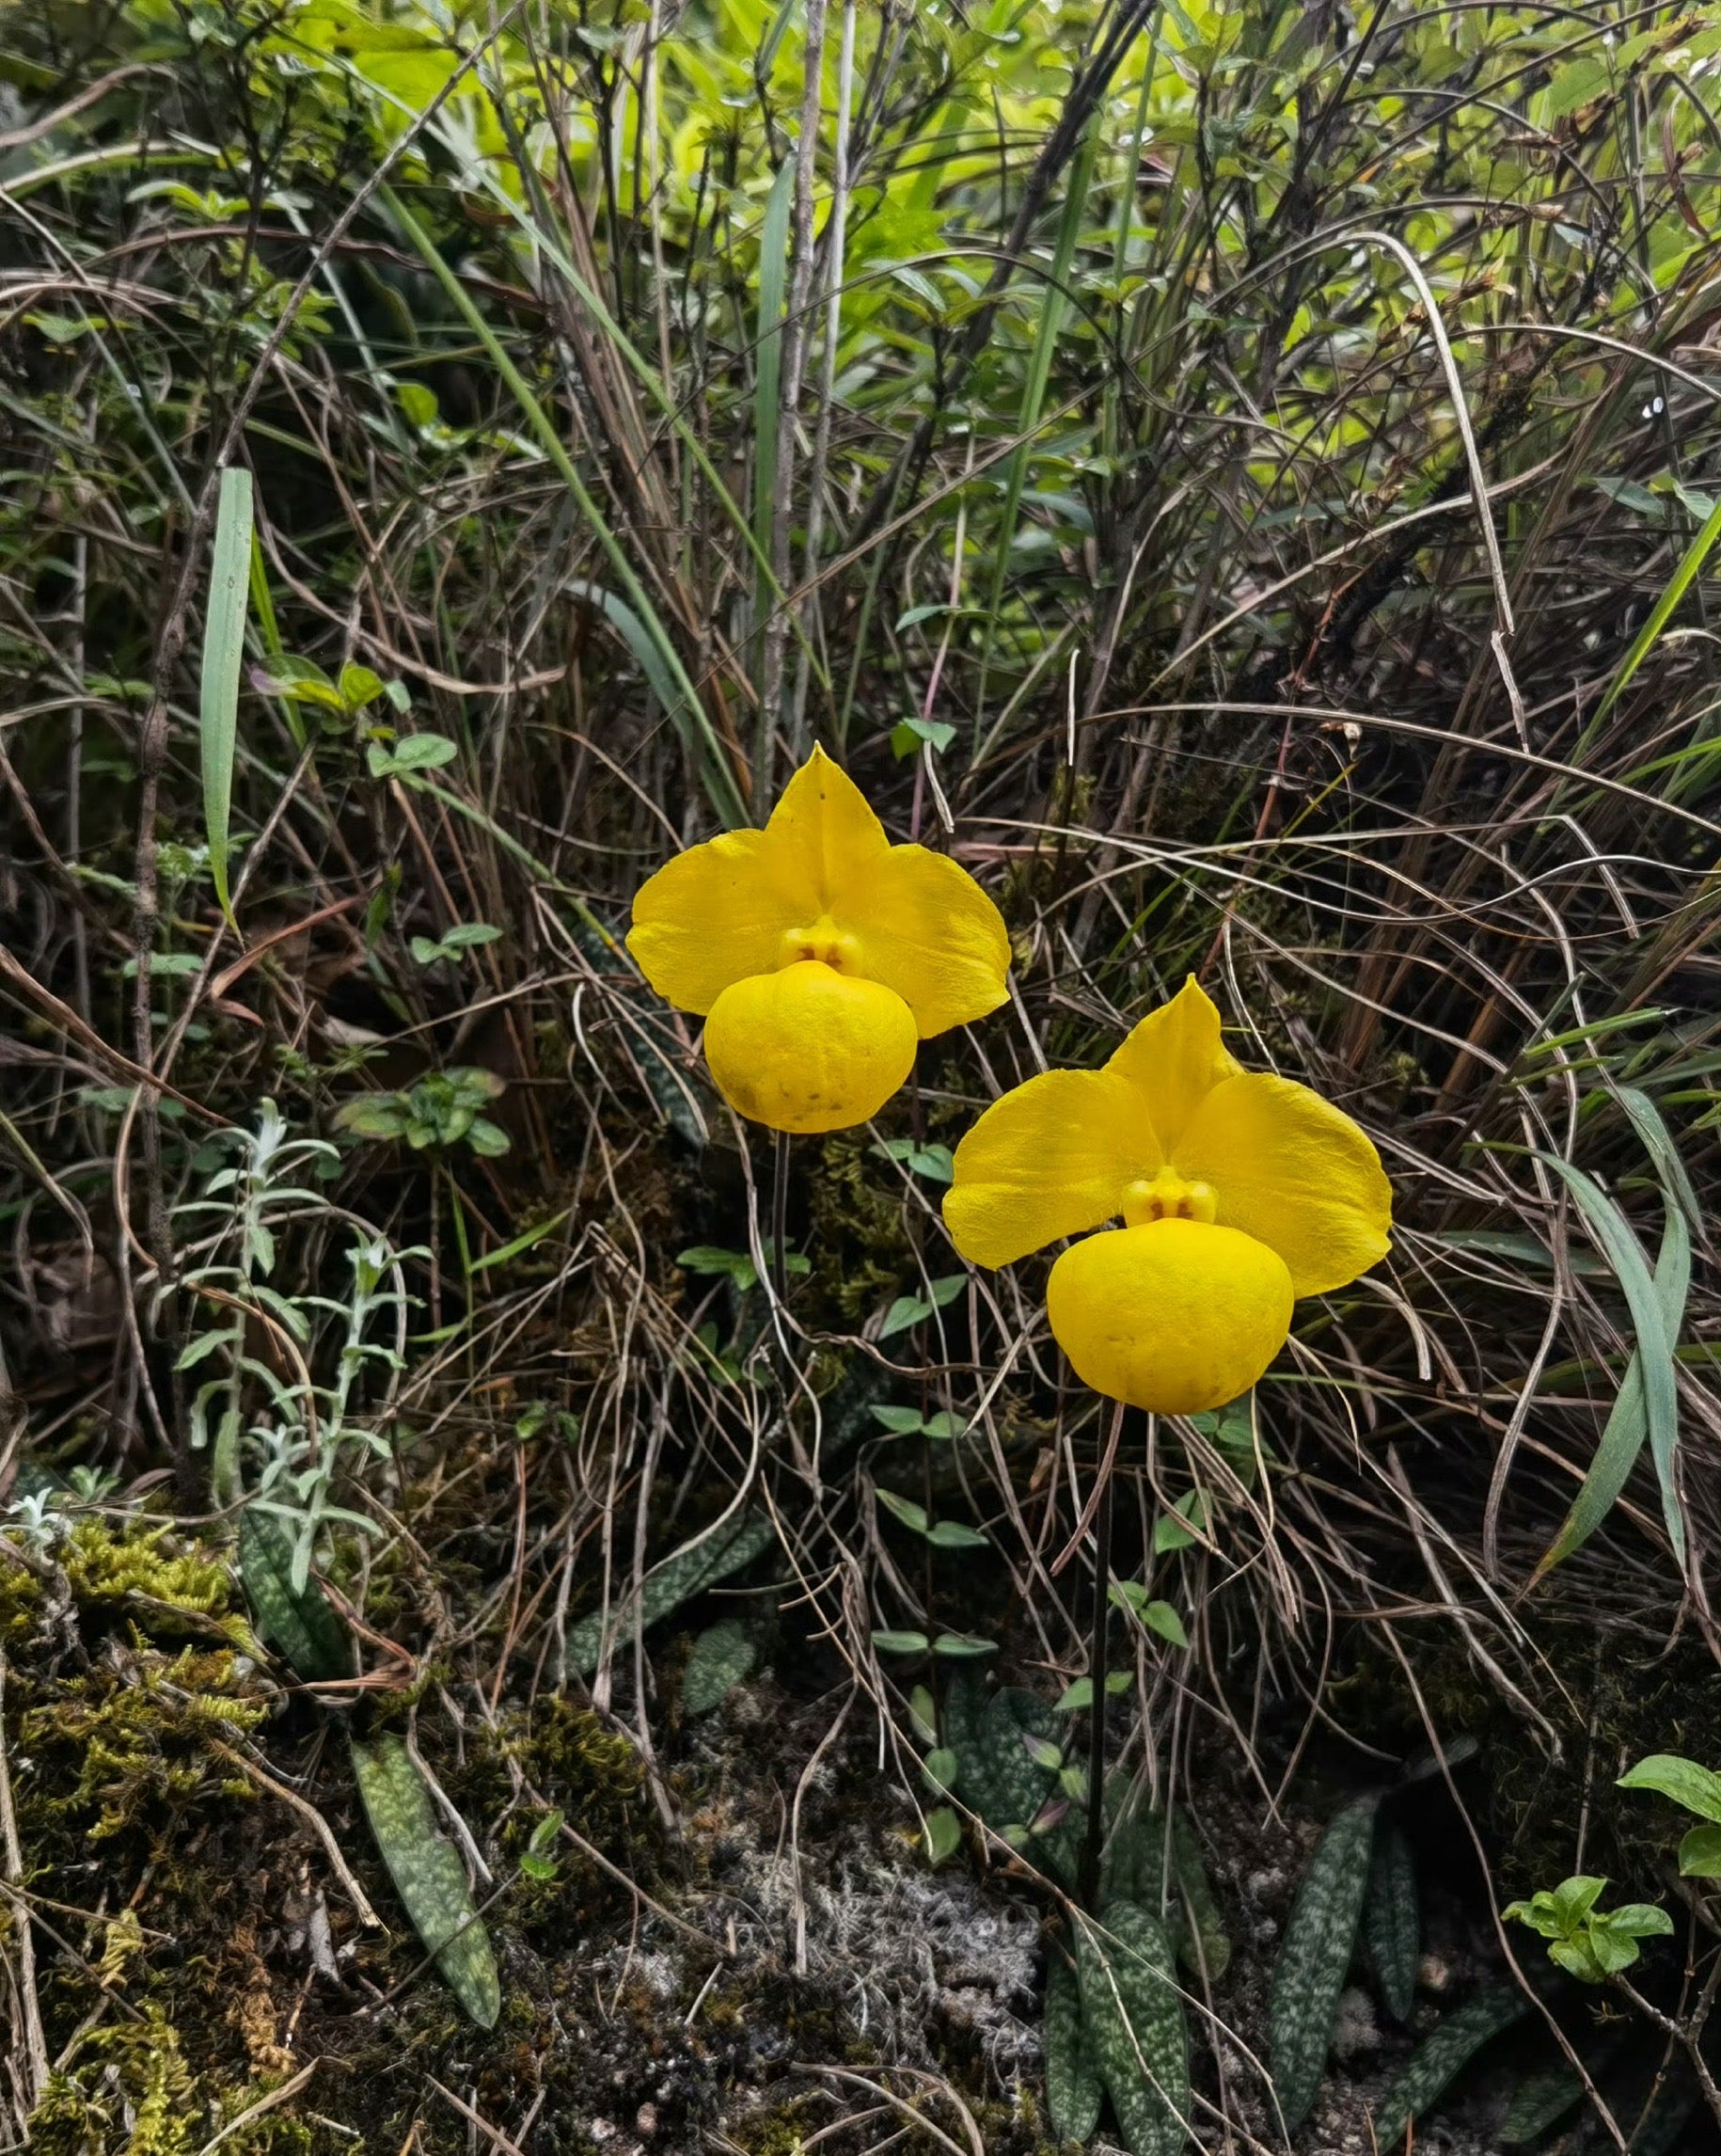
[[628, 750, 1391, 1416]]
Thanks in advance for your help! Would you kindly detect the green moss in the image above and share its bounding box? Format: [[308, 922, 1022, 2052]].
[[729, 2094, 816, 2155], [30, 2011, 311, 2156], [809, 1130, 912, 1322], [22, 1639, 265, 1840], [31, 2010, 199, 2156], [61, 1520, 244, 1635]]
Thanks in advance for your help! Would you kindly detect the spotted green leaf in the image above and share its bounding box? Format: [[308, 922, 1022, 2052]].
[[238, 1505, 351, 1684], [681, 1617, 756, 1716], [567, 1511, 773, 1675], [1270, 1795, 1379, 2131], [1364, 1825, 1419, 2022], [1500, 2062, 1583, 2146], [1044, 1951, 1101, 2144], [349, 1733, 499, 2028], [1372, 1986, 1527, 2145], [1075, 1903, 1189, 2156]]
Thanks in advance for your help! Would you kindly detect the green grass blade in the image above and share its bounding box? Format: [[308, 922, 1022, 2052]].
[[1590, 492, 1721, 729], [1534, 1158, 1689, 1570], [1533, 1209, 1689, 1579], [199, 465, 253, 925], [1616, 1086, 1700, 1229], [568, 579, 705, 780], [381, 187, 749, 830]]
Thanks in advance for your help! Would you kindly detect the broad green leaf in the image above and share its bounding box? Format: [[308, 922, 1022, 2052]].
[[924, 1520, 988, 1549], [237, 1505, 352, 1684], [1618, 1752, 1721, 1823], [924, 1806, 962, 1864], [876, 1487, 931, 1534], [1364, 1826, 1419, 2022], [922, 1746, 958, 1792], [1680, 1824, 1721, 1877], [1142, 1602, 1189, 1649], [566, 1512, 775, 1674], [870, 1628, 930, 1655], [1044, 1953, 1101, 2144], [1075, 1903, 1189, 2156]]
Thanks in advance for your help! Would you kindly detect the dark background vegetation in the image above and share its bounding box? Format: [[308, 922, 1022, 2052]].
[[3, 0, 1721, 2148]]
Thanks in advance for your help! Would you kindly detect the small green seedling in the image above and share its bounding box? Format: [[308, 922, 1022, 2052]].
[[872, 1135, 955, 1182], [1503, 1875, 1673, 1982], [878, 1275, 965, 1338], [678, 1243, 808, 1292], [869, 1404, 967, 1439], [337, 1066, 509, 1156], [410, 922, 502, 967], [520, 1809, 563, 1881]]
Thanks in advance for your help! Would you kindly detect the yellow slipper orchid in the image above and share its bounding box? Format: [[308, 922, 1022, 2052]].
[[942, 978, 1391, 1414], [628, 746, 1011, 1133]]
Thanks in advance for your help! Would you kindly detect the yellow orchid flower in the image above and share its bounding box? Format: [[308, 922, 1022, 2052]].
[[942, 978, 1391, 1415], [627, 746, 1011, 1133]]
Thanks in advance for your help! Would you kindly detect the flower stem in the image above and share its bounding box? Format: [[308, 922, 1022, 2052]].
[[770, 1129, 791, 1306], [1081, 1401, 1139, 1907]]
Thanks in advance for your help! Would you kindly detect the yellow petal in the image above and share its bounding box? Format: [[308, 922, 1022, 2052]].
[[843, 845, 1011, 1037], [766, 742, 890, 901], [1173, 1072, 1391, 1296], [1106, 975, 1241, 1152], [1046, 1220, 1293, 1415], [942, 1070, 1159, 1269], [626, 828, 781, 1016], [703, 961, 917, 1133]]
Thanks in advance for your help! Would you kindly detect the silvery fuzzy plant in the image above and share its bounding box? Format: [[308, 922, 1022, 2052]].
[[173, 1100, 503, 2027], [174, 1099, 417, 1589]]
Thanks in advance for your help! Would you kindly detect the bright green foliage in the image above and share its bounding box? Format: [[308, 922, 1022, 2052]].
[[921, 1807, 961, 1864], [349, 1732, 500, 2028], [679, 1244, 809, 1293], [1268, 1796, 1379, 2131], [237, 1505, 352, 1683], [1043, 1951, 1102, 2145], [681, 1618, 757, 1716], [1074, 1903, 1189, 2156], [1371, 1987, 1529, 2145], [1618, 1752, 1721, 1876], [1503, 1875, 1674, 1982], [1363, 1825, 1419, 2023], [566, 1512, 775, 1676]]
